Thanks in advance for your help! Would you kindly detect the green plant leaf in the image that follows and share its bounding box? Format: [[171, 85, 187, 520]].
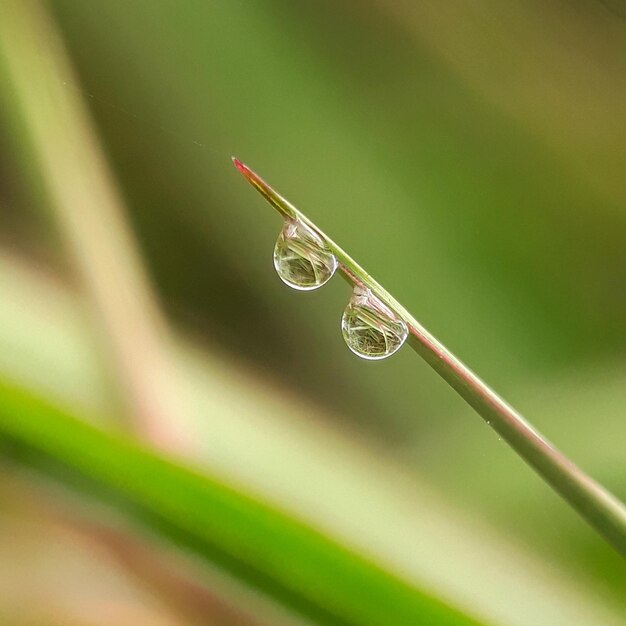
[[0, 380, 486, 626]]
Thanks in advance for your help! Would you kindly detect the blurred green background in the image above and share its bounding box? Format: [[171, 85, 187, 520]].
[[0, 1, 625, 624]]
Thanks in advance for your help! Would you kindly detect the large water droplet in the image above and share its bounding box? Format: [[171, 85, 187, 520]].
[[273, 218, 337, 291], [342, 286, 408, 360]]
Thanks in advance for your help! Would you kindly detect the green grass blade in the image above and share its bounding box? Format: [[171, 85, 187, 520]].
[[233, 159, 626, 557], [0, 380, 487, 626]]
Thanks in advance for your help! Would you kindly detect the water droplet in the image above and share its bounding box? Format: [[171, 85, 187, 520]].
[[342, 286, 408, 360], [273, 219, 337, 291]]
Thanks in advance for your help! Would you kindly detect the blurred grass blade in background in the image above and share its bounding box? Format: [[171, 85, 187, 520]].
[[233, 159, 626, 557], [0, 380, 486, 626], [0, 0, 189, 452]]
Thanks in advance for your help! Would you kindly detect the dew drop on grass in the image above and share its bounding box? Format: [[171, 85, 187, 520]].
[[342, 286, 408, 360], [273, 218, 337, 290]]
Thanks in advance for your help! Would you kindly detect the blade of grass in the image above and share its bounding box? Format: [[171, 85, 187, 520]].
[[0, 0, 188, 452], [233, 158, 626, 557], [0, 380, 487, 626]]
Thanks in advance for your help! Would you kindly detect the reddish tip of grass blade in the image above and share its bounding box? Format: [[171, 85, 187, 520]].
[[232, 157, 263, 190], [231, 156, 247, 174], [231, 157, 294, 219], [232, 157, 262, 187]]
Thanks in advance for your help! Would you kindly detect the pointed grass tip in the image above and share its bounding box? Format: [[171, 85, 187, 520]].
[[232, 156, 260, 186], [231, 157, 295, 220], [232, 156, 248, 175]]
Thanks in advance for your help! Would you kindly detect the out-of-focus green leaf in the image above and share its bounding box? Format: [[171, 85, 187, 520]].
[[0, 380, 485, 626]]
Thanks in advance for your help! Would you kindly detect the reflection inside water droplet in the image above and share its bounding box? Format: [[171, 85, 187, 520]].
[[273, 218, 337, 290], [342, 286, 408, 360]]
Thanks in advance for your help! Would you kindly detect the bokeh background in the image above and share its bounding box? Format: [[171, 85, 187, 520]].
[[0, 1, 625, 624]]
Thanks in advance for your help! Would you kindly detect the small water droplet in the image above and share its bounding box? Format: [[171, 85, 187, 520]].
[[342, 286, 408, 360], [273, 219, 337, 291]]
